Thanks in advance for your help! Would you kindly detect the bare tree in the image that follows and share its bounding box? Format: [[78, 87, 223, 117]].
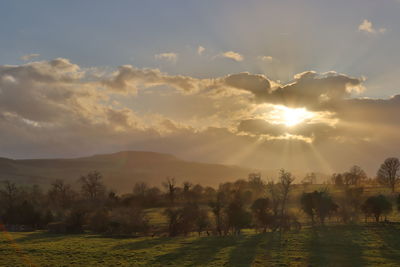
[[209, 191, 227, 236], [278, 169, 295, 219], [343, 165, 367, 186], [248, 173, 265, 198], [377, 157, 400, 193], [133, 182, 149, 197], [48, 179, 75, 209], [182, 181, 192, 202], [79, 171, 105, 201], [0, 181, 18, 209], [266, 180, 280, 217], [162, 177, 177, 205]]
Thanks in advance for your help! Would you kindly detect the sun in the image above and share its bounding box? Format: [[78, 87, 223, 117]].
[[272, 105, 314, 127]]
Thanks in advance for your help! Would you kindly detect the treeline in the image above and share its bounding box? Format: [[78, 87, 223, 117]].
[[0, 157, 400, 237]]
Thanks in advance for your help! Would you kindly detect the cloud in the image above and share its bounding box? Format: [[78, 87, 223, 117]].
[[154, 52, 178, 62], [1, 57, 400, 175], [213, 71, 364, 112], [20, 53, 40, 61], [258, 56, 274, 62], [218, 51, 244, 62], [358, 19, 386, 34], [197, 46, 205, 55], [102, 65, 212, 94], [222, 72, 272, 98]]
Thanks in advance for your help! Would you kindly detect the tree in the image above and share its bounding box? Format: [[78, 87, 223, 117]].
[[361, 195, 392, 222], [48, 179, 75, 210], [195, 208, 210, 236], [251, 198, 272, 232], [79, 171, 105, 201], [162, 177, 177, 205], [133, 182, 148, 198], [331, 173, 344, 187], [377, 157, 400, 193], [226, 190, 252, 235], [209, 191, 227, 236], [278, 169, 294, 220], [343, 166, 367, 186], [0, 181, 18, 210], [302, 173, 317, 187], [248, 173, 265, 199], [266, 180, 280, 216], [182, 181, 193, 202], [337, 187, 364, 223], [300, 190, 338, 225]]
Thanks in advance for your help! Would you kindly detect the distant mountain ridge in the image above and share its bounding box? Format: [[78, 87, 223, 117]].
[[0, 151, 253, 192]]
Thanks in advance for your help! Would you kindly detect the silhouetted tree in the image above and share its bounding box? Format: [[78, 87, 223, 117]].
[[226, 190, 252, 235], [163, 177, 177, 205], [164, 207, 182, 237], [182, 181, 193, 202], [278, 169, 294, 225], [0, 181, 18, 210], [48, 179, 76, 210], [377, 157, 400, 193], [331, 173, 344, 187], [343, 166, 367, 186], [195, 208, 210, 236], [133, 182, 149, 198], [209, 191, 227, 236], [301, 190, 338, 225], [266, 180, 280, 217], [248, 173, 265, 199], [361, 195, 392, 222], [79, 171, 105, 202], [302, 172, 317, 188], [251, 197, 272, 232], [337, 187, 364, 223]]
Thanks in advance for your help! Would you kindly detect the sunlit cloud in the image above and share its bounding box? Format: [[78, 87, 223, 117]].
[[1, 57, 400, 173], [20, 53, 40, 61], [268, 106, 315, 127], [218, 51, 244, 62], [258, 55, 274, 62], [155, 52, 178, 63], [197, 45, 205, 55], [358, 19, 386, 34]]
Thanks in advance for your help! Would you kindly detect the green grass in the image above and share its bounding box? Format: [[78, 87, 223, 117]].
[[1, 224, 400, 266]]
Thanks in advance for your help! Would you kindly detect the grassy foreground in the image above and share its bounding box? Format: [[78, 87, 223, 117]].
[[1, 224, 400, 267]]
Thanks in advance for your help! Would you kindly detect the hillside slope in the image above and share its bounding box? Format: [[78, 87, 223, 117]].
[[0, 151, 252, 192]]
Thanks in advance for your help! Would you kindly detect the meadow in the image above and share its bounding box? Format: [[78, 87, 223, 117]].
[[1, 223, 400, 267]]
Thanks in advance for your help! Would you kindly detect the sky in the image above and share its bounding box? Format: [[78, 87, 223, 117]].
[[1, 0, 400, 175]]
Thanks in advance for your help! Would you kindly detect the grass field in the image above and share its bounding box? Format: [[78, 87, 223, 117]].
[[1, 224, 400, 267]]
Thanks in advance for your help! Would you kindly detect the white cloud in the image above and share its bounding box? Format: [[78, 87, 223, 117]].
[[20, 53, 40, 61], [358, 19, 386, 34], [197, 45, 205, 55], [218, 51, 244, 62], [154, 52, 178, 63], [258, 55, 274, 62]]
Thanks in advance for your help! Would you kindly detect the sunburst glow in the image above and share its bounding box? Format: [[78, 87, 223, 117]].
[[271, 106, 314, 127]]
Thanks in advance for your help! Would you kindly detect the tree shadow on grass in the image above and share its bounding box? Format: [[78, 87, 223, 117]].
[[372, 224, 400, 262], [306, 225, 365, 267], [151, 235, 243, 266], [112, 236, 177, 250], [228, 234, 264, 267], [13, 231, 70, 244]]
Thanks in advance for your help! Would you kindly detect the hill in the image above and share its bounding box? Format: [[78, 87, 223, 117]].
[[0, 151, 253, 192]]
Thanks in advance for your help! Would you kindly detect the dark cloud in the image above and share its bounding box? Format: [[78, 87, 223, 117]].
[[223, 73, 272, 98], [217, 71, 364, 113]]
